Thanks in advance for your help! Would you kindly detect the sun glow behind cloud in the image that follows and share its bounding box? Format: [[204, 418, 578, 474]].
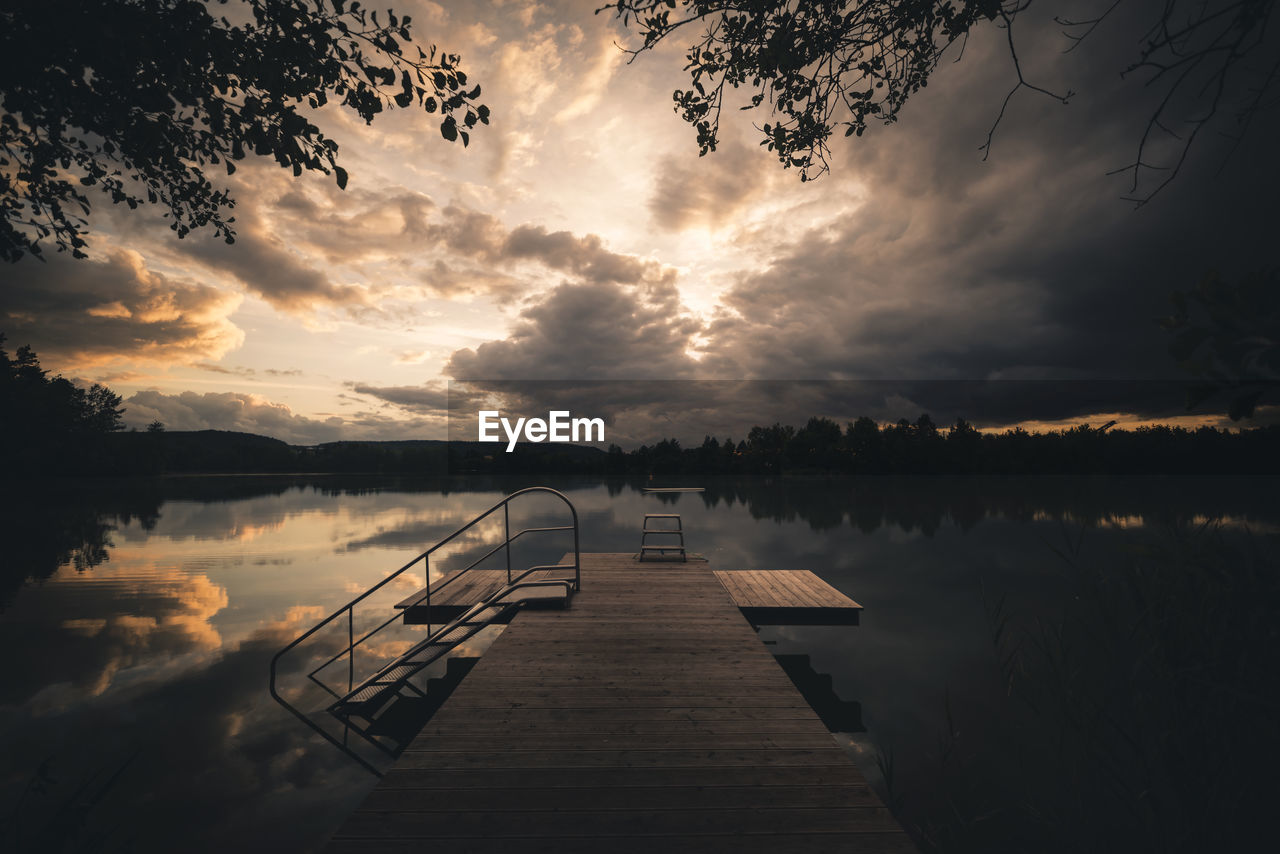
[[5, 0, 1278, 441]]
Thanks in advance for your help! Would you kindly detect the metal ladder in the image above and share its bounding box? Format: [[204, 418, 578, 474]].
[[640, 513, 687, 561], [269, 487, 580, 774], [330, 573, 573, 723]]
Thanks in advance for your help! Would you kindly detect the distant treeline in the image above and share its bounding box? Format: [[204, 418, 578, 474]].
[[96, 431, 604, 476], [610, 415, 1280, 475], [5, 339, 1280, 476], [56, 414, 1280, 477]]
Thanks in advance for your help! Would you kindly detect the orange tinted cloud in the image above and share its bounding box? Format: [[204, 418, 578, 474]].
[[4, 248, 243, 370]]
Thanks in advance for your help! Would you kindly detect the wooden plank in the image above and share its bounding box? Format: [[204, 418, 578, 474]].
[[772, 571, 824, 607], [336, 806, 902, 837], [359, 784, 881, 810], [378, 764, 866, 789], [416, 720, 832, 736], [397, 733, 840, 751], [711, 569, 863, 611], [391, 747, 855, 770], [436, 697, 817, 711], [325, 553, 911, 852], [757, 570, 796, 607], [463, 677, 797, 688], [423, 706, 828, 723], [789, 570, 864, 610], [770, 569, 806, 607], [329, 833, 921, 854], [710, 569, 863, 625], [399, 564, 867, 627]]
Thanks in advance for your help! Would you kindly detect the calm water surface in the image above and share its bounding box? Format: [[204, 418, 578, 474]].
[[2, 475, 1275, 852]]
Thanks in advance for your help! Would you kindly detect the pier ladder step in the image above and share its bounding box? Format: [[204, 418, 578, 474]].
[[640, 513, 688, 561], [330, 579, 575, 721]]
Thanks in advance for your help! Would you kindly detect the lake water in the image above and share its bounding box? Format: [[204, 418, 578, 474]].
[[2, 475, 1275, 852]]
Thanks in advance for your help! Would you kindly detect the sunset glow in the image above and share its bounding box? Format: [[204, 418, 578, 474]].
[[5, 0, 1276, 443]]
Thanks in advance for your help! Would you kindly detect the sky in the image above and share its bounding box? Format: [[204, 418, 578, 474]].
[[4, 0, 1279, 446]]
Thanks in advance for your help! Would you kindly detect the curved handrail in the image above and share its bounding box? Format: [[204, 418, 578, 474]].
[[333, 576, 577, 709], [268, 487, 579, 743], [411, 523, 576, 608]]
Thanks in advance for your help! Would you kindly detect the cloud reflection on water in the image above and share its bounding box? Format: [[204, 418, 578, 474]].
[[1, 474, 1276, 852]]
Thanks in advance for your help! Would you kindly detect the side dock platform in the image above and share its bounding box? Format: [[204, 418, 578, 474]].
[[397, 562, 862, 626], [328, 553, 913, 853]]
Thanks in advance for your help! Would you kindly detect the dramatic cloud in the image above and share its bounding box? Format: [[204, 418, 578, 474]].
[[123, 390, 343, 443], [447, 277, 701, 380], [346, 382, 450, 415], [180, 187, 372, 314], [268, 185, 438, 267], [122, 389, 444, 442], [500, 224, 654, 283], [2, 249, 243, 369], [10, 1, 1276, 440], [439, 5, 1280, 434], [648, 140, 775, 232], [196, 175, 670, 308]]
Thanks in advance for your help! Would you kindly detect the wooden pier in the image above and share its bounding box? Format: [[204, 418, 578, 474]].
[[329, 553, 912, 853], [398, 565, 861, 626]]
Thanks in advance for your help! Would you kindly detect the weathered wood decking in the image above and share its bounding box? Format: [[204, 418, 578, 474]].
[[330, 553, 912, 852], [399, 563, 862, 626], [715, 569, 862, 625]]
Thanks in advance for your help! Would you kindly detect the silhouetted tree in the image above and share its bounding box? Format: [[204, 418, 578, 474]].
[[1, 335, 124, 474], [948, 417, 984, 473], [1163, 269, 1280, 420], [791, 416, 843, 470], [602, 0, 1277, 201], [1, 0, 488, 261], [745, 422, 794, 472], [846, 416, 884, 473]]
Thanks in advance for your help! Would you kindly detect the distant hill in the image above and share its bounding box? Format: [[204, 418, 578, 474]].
[[72, 419, 1280, 477], [103, 430, 608, 475]]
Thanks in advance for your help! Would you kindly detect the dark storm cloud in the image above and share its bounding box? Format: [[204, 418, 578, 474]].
[[447, 278, 702, 381], [441, 3, 1278, 432], [1, 249, 242, 366], [770, 1, 1280, 394]]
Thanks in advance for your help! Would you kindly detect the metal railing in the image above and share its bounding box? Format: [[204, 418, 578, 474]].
[[268, 486, 580, 772], [329, 573, 577, 711]]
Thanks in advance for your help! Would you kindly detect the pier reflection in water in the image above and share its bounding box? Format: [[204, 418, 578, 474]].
[[0, 474, 1274, 852]]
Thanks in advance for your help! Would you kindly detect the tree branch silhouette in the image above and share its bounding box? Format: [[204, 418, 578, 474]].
[[601, 0, 1278, 200], [0, 0, 489, 262]]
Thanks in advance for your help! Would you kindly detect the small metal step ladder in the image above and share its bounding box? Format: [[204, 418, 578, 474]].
[[640, 513, 686, 561]]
